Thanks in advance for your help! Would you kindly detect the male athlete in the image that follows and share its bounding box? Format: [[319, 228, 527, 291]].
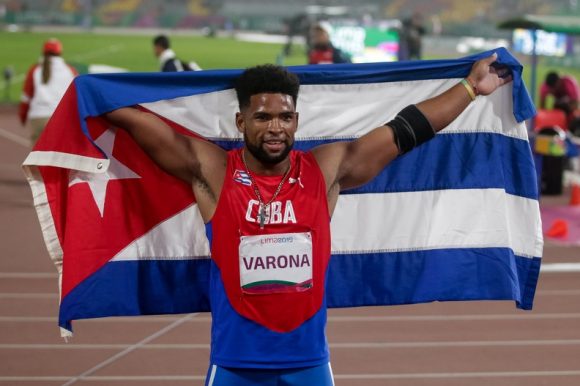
[[105, 53, 510, 386]]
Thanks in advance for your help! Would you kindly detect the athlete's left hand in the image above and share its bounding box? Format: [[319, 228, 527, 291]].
[[466, 53, 513, 96]]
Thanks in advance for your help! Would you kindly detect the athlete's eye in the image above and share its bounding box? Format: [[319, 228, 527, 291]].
[[254, 113, 270, 121], [281, 113, 295, 122]]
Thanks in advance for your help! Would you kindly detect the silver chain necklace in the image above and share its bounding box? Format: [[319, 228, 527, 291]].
[[241, 151, 291, 229]]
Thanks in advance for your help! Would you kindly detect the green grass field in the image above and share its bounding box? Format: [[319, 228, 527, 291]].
[[1, 30, 580, 106], [0, 30, 307, 103]]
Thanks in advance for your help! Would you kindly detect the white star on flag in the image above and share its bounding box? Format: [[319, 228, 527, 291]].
[[69, 129, 141, 217]]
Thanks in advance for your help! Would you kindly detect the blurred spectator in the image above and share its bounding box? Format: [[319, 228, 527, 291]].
[[540, 71, 580, 117], [80, 0, 93, 30], [307, 23, 351, 65], [283, 13, 310, 56], [19, 38, 78, 143], [399, 11, 426, 61], [152, 35, 200, 72]]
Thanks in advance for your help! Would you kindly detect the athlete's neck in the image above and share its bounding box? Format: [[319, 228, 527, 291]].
[[242, 148, 290, 176]]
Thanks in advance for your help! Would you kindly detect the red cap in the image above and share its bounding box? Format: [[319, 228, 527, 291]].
[[43, 38, 62, 55]]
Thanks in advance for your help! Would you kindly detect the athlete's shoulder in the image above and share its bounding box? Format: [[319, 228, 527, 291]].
[[292, 149, 315, 164], [223, 147, 240, 165]]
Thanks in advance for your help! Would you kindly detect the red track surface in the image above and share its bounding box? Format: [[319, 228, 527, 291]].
[[1, 104, 579, 386]]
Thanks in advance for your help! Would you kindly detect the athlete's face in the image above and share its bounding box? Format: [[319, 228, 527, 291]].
[[236, 93, 298, 165]]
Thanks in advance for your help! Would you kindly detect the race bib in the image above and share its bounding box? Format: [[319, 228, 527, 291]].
[[239, 232, 313, 294]]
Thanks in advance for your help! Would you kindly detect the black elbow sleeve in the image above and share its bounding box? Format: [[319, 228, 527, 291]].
[[387, 105, 435, 155]]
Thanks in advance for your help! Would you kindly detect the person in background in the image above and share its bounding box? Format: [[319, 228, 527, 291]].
[[283, 13, 310, 57], [152, 34, 200, 72], [540, 71, 580, 117], [19, 38, 78, 143], [307, 23, 351, 65], [399, 11, 426, 61]]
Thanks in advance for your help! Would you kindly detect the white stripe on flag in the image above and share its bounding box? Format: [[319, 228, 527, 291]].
[[142, 89, 237, 141], [111, 188, 542, 262], [23, 150, 110, 173], [143, 81, 526, 141], [113, 204, 210, 261], [331, 189, 542, 258]]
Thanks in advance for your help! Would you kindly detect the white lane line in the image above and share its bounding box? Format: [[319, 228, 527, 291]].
[[0, 316, 170, 322], [0, 316, 188, 322], [0, 377, 71, 382], [3, 313, 580, 324], [0, 262, 576, 280], [0, 343, 209, 349], [0, 272, 56, 279], [0, 127, 30, 147], [334, 371, 580, 379], [2, 371, 580, 382], [2, 288, 580, 301], [536, 290, 580, 295], [541, 263, 580, 273], [3, 339, 580, 350], [0, 376, 205, 382], [3, 289, 579, 300], [327, 313, 580, 322], [331, 339, 580, 348], [0, 293, 58, 299], [61, 313, 198, 386]]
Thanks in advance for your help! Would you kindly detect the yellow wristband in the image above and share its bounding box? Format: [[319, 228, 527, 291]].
[[461, 79, 477, 101]]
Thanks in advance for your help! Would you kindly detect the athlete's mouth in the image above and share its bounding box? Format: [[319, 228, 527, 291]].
[[263, 140, 285, 152]]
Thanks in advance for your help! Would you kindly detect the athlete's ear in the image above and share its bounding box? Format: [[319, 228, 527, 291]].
[[235, 111, 245, 134]]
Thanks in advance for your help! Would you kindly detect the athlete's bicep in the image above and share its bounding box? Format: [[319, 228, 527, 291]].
[[338, 126, 399, 189], [105, 107, 200, 182], [312, 127, 399, 193]]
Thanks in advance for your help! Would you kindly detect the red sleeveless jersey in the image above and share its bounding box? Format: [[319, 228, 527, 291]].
[[210, 148, 331, 332]]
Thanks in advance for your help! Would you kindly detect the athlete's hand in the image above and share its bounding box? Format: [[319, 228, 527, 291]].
[[466, 53, 512, 96]]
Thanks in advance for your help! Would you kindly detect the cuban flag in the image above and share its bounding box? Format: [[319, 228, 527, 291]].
[[233, 169, 252, 186], [22, 47, 542, 337]]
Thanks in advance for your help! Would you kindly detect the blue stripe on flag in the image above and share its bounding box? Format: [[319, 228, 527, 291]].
[[58, 248, 540, 331], [58, 259, 211, 332], [326, 248, 541, 310], [213, 133, 537, 199]]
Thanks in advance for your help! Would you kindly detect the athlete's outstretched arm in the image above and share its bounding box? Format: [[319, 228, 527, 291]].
[[105, 107, 226, 186], [313, 53, 511, 208]]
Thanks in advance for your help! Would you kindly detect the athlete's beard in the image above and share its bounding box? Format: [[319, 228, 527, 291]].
[[244, 134, 294, 165]]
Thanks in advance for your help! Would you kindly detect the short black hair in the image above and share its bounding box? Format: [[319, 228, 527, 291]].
[[153, 35, 170, 49], [234, 64, 300, 110], [546, 72, 560, 87]]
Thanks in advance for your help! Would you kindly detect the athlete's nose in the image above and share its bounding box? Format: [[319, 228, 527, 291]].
[[268, 117, 284, 134]]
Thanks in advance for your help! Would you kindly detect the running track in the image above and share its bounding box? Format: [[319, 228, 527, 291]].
[[1, 105, 579, 386]]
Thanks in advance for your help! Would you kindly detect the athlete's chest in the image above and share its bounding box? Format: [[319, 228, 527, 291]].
[[227, 171, 319, 229], [220, 151, 326, 231]]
